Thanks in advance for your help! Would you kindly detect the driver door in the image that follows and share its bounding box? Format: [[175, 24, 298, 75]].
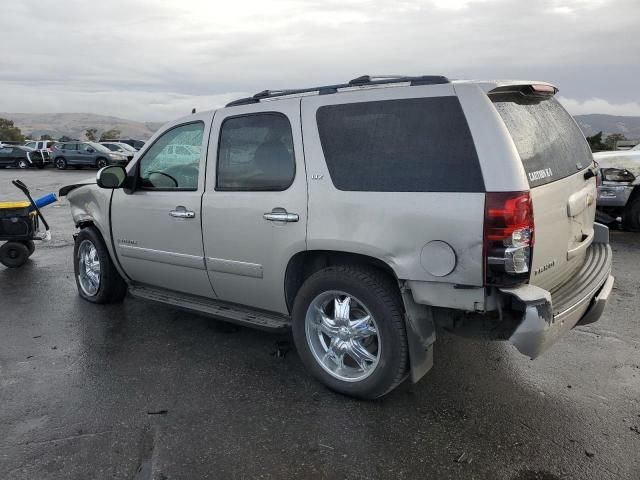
[[110, 117, 215, 298]]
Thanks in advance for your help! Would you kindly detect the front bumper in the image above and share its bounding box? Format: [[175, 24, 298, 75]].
[[500, 224, 613, 358]]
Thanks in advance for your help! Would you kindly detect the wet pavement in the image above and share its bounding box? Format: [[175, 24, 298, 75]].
[[1, 169, 639, 480]]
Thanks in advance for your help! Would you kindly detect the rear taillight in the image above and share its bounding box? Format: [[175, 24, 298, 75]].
[[483, 191, 534, 286]]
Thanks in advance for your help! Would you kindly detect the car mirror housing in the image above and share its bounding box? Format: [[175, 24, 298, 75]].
[[97, 165, 127, 189]]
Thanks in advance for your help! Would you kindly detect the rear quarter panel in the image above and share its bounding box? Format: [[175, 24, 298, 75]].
[[300, 85, 485, 287]]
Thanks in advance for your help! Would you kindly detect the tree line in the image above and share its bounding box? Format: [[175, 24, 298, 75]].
[[0, 117, 121, 142]]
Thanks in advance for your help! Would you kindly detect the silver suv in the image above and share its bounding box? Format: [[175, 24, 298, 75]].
[[61, 75, 614, 399]]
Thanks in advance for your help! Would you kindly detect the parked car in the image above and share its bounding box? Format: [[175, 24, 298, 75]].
[[51, 142, 129, 170], [24, 140, 55, 167], [101, 138, 145, 150], [100, 142, 137, 162], [0, 145, 48, 169], [61, 75, 614, 399], [594, 144, 640, 230]]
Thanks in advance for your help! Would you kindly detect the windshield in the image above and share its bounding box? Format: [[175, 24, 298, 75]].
[[491, 96, 592, 187], [118, 143, 136, 152]]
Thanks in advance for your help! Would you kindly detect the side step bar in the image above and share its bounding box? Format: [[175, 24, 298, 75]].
[[129, 285, 291, 331]]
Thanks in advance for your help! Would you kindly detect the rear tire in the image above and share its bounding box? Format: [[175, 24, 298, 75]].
[[292, 265, 408, 399], [622, 196, 640, 231], [74, 227, 127, 304], [18, 159, 29, 169], [0, 241, 30, 268], [55, 157, 67, 170], [96, 158, 108, 169]]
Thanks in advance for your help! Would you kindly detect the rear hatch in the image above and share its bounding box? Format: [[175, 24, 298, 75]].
[[490, 87, 597, 292]]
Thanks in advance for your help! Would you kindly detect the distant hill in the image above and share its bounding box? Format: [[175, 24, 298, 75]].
[[3, 111, 640, 143], [574, 114, 640, 140], [1, 112, 165, 141]]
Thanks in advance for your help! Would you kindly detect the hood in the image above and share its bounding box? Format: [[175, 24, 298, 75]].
[[59, 176, 96, 197]]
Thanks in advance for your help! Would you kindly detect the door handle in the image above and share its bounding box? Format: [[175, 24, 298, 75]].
[[169, 206, 196, 219], [263, 208, 299, 223]]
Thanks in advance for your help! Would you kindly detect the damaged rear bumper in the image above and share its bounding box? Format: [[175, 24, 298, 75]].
[[500, 226, 613, 358]]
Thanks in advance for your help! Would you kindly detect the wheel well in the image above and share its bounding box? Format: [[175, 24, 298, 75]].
[[284, 250, 400, 313]]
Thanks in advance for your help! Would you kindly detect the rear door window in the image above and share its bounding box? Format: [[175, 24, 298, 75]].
[[491, 96, 592, 187], [316, 97, 483, 192], [216, 113, 296, 191]]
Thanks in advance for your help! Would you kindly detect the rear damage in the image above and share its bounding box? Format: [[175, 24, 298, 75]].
[[500, 223, 613, 358]]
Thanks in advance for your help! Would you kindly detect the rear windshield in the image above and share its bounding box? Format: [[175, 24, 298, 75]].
[[316, 97, 483, 192], [491, 96, 592, 187]]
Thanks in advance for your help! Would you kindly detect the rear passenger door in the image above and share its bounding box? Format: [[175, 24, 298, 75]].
[[62, 143, 79, 164], [201, 100, 307, 314]]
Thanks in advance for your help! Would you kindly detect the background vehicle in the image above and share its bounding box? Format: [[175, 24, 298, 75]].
[[595, 143, 640, 230], [62, 75, 613, 399], [24, 140, 55, 167], [100, 142, 137, 162], [101, 138, 145, 150], [51, 142, 128, 170], [0, 145, 48, 169]]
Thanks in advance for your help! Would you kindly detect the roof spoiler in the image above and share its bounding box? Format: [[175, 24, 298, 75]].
[[488, 83, 558, 99]]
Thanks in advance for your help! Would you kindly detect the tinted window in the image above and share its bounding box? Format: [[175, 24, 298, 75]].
[[139, 122, 203, 190], [491, 96, 592, 187], [78, 143, 93, 152], [63, 143, 77, 150], [216, 113, 295, 191], [316, 97, 482, 192]]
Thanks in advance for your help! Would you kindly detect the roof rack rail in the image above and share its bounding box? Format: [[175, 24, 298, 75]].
[[225, 74, 450, 107]]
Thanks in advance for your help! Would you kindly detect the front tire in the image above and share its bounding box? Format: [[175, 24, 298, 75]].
[[18, 159, 29, 169], [55, 157, 67, 170], [96, 158, 108, 169], [74, 227, 127, 304], [292, 265, 408, 399]]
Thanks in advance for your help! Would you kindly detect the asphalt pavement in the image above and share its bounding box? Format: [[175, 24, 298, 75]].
[[1, 168, 639, 480]]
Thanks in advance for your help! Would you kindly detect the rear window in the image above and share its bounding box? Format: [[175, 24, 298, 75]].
[[316, 97, 483, 192], [491, 96, 592, 187]]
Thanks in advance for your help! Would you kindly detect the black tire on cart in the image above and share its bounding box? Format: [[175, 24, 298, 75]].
[[20, 240, 36, 256], [0, 241, 30, 268]]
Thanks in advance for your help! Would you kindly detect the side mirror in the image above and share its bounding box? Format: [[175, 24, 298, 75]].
[[601, 168, 635, 183], [97, 165, 127, 189]]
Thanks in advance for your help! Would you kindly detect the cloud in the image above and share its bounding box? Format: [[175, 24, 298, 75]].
[[0, 0, 638, 120], [558, 97, 640, 117]]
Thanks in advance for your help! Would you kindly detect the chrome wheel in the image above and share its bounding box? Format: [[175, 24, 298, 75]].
[[97, 159, 108, 169], [18, 159, 28, 169], [305, 290, 380, 382], [77, 240, 101, 296]]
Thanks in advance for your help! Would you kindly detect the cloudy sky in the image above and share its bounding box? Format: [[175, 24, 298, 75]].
[[1, 0, 639, 121]]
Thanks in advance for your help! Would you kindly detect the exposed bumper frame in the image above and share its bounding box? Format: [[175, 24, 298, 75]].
[[500, 223, 613, 358]]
